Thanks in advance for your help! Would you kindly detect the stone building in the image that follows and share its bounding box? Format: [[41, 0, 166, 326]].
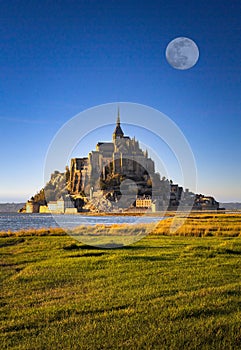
[[69, 112, 223, 212], [26, 200, 40, 213], [22, 111, 220, 213], [136, 197, 152, 208], [69, 111, 164, 204], [169, 184, 183, 206], [41, 196, 78, 214]]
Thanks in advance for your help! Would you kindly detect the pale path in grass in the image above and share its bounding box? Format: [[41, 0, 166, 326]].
[[0, 213, 162, 232]]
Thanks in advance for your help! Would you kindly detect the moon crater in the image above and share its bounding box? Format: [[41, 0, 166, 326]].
[[166, 37, 199, 70]]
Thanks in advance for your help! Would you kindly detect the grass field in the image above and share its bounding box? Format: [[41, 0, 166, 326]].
[[1, 214, 241, 349]]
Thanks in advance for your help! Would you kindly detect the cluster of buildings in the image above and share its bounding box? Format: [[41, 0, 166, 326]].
[[26, 197, 78, 214], [24, 111, 219, 213], [69, 111, 158, 197]]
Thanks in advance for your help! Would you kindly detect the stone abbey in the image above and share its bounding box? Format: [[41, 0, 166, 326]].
[[69, 110, 163, 202], [66, 110, 219, 212], [23, 110, 219, 213]]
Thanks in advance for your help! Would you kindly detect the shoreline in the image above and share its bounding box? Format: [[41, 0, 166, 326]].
[[1, 212, 241, 237], [17, 208, 231, 217]]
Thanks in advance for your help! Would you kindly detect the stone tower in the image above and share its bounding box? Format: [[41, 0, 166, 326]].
[[112, 108, 124, 140]]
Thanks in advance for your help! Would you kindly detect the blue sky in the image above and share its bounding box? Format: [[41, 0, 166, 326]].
[[0, 0, 240, 202]]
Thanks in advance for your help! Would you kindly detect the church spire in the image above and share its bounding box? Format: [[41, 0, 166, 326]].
[[117, 106, 120, 125], [112, 107, 124, 140]]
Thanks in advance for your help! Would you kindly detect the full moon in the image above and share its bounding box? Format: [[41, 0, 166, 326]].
[[165, 37, 199, 70]]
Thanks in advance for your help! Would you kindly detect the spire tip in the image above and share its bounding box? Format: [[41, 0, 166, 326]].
[[117, 106, 120, 124]]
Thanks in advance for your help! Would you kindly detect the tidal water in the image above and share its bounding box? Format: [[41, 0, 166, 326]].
[[0, 213, 162, 232]]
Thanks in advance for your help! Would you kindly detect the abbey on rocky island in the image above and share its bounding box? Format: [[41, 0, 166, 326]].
[[66, 110, 219, 213], [23, 110, 220, 213]]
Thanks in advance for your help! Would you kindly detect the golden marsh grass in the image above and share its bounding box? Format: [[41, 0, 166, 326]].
[[0, 213, 241, 238]]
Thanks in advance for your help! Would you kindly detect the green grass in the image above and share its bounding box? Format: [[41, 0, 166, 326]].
[[1, 217, 241, 349]]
